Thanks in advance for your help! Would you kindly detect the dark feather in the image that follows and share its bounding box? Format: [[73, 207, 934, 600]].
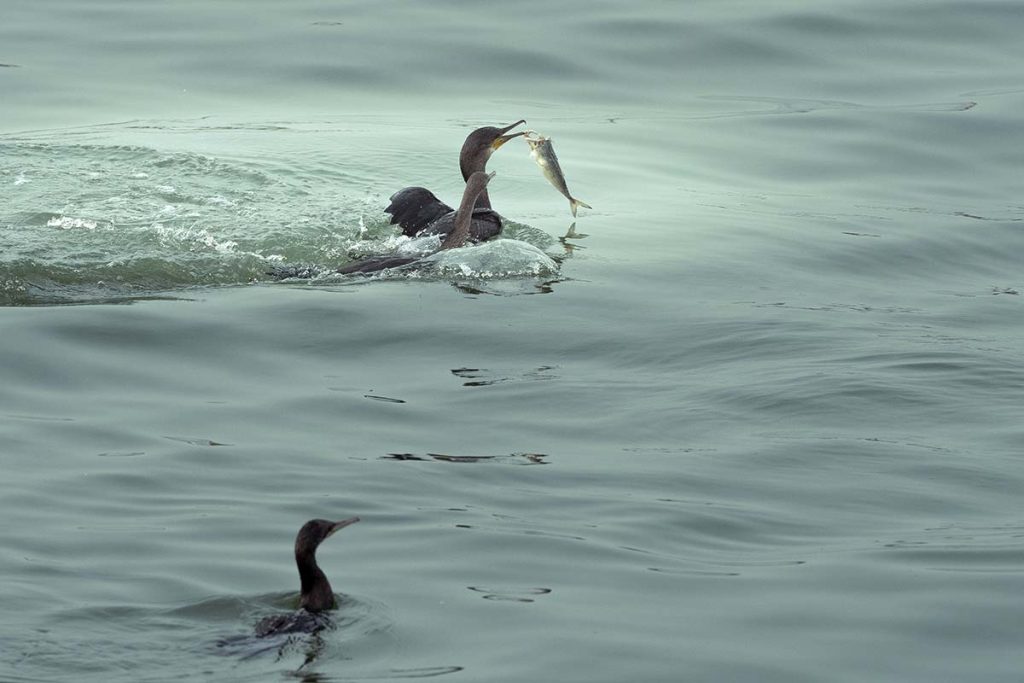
[[384, 186, 453, 237], [334, 255, 418, 275], [255, 609, 331, 638], [384, 187, 503, 241], [420, 208, 503, 242]]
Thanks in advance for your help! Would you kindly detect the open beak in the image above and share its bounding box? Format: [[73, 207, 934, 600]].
[[326, 516, 361, 538], [491, 119, 527, 150]]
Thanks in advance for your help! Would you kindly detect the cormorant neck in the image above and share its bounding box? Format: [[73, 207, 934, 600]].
[[459, 154, 493, 210], [475, 189, 492, 210], [296, 549, 335, 612], [440, 181, 487, 251]]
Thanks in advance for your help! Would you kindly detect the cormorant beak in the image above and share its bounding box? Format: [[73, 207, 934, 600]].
[[326, 516, 361, 538], [491, 119, 527, 150]]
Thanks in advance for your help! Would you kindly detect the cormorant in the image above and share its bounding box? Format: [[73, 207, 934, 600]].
[[255, 516, 360, 637], [384, 120, 526, 241], [336, 170, 495, 275]]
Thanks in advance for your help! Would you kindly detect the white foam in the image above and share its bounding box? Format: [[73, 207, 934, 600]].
[[47, 216, 98, 230], [422, 239, 559, 278]]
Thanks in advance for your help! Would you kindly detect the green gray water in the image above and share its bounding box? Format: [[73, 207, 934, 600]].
[[2, 1, 1023, 681]]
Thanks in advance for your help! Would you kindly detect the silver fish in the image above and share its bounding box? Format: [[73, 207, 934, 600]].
[[524, 133, 591, 217]]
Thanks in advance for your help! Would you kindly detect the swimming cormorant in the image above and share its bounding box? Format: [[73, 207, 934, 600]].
[[255, 516, 360, 637], [384, 120, 526, 241], [336, 170, 495, 275]]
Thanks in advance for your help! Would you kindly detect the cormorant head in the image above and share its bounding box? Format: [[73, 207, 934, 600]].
[[459, 120, 526, 180], [293, 516, 359, 613], [294, 517, 360, 559]]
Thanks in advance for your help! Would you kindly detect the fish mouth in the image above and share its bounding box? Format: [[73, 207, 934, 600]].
[[491, 119, 527, 149], [326, 516, 360, 537]]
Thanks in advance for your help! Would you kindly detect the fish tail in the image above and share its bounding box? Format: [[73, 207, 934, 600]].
[[569, 197, 592, 217]]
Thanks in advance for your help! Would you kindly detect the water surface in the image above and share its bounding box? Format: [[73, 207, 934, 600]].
[[2, 1, 1023, 681]]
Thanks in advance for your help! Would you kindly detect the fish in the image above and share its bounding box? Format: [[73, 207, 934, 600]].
[[524, 133, 591, 217]]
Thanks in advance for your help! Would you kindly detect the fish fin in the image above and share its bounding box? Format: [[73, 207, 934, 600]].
[[569, 198, 592, 217]]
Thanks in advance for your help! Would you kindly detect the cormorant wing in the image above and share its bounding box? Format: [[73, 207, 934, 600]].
[[384, 186, 454, 237]]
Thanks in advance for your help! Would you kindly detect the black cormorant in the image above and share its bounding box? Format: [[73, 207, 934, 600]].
[[255, 517, 360, 637], [384, 120, 526, 241], [337, 170, 495, 275]]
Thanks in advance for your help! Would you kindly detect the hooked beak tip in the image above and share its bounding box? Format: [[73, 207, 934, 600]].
[[328, 516, 360, 536], [491, 119, 527, 149]]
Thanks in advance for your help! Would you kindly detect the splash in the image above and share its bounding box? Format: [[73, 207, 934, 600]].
[[0, 138, 370, 304], [421, 239, 559, 278]]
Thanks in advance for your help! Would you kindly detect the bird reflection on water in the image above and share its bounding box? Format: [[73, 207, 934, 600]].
[[383, 451, 549, 465]]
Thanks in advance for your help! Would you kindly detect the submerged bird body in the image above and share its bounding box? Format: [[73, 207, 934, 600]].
[[254, 607, 331, 638], [337, 171, 495, 275], [525, 134, 591, 217], [255, 516, 360, 637], [384, 120, 525, 239]]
